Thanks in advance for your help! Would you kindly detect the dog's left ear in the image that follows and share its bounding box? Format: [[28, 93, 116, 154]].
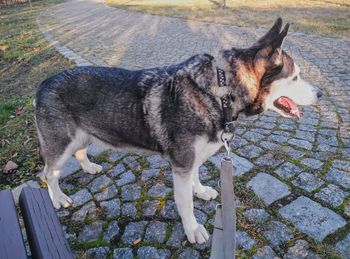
[[254, 23, 289, 66], [271, 23, 289, 50]]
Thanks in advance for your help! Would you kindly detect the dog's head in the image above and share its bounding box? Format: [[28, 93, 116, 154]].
[[221, 18, 322, 119]]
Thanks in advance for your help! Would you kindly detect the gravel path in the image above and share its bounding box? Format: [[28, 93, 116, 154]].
[[24, 0, 350, 257]]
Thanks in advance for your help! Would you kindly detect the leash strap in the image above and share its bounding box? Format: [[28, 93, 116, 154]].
[[220, 156, 236, 259], [211, 66, 236, 258]]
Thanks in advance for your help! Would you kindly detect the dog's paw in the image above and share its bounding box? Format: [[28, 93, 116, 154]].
[[185, 224, 209, 244], [194, 186, 218, 201], [52, 193, 73, 209], [83, 162, 103, 175]]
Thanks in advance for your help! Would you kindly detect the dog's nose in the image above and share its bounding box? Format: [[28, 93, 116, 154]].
[[317, 90, 323, 98]]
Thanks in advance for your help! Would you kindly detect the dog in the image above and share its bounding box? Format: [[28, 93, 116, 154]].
[[35, 18, 322, 244]]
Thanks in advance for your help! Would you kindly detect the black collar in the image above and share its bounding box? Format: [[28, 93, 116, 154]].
[[216, 67, 235, 133], [216, 67, 227, 87]]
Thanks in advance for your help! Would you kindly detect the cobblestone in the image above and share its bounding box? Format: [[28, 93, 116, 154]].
[[243, 208, 270, 223], [248, 173, 290, 205], [284, 240, 320, 259], [88, 175, 113, 193], [94, 185, 118, 201], [179, 248, 201, 259], [336, 233, 350, 259], [315, 184, 348, 207], [300, 158, 324, 170], [121, 221, 148, 245], [78, 220, 103, 243], [86, 247, 109, 259], [147, 183, 171, 198], [147, 155, 170, 168], [115, 171, 136, 186], [121, 202, 137, 219], [109, 164, 126, 178], [121, 183, 141, 201], [72, 201, 97, 221], [144, 221, 168, 243], [100, 198, 121, 218], [161, 200, 180, 220], [325, 168, 350, 189], [254, 153, 284, 167], [108, 151, 126, 162], [141, 169, 160, 181], [238, 144, 264, 159], [113, 248, 133, 259], [262, 221, 294, 250], [279, 196, 346, 241], [70, 189, 93, 207], [292, 173, 324, 192], [253, 246, 279, 259], [103, 221, 120, 242], [275, 162, 302, 179], [166, 222, 186, 248], [143, 200, 160, 217], [236, 230, 257, 250]]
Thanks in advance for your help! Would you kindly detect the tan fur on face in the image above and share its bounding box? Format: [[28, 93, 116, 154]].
[[236, 58, 267, 101]]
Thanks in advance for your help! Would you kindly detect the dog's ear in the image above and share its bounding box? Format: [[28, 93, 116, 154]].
[[254, 22, 289, 61], [271, 23, 289, 50], [253, 18, 283, 47]]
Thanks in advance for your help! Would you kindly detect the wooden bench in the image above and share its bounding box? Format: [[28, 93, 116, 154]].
[[0, 187, 73, 259]]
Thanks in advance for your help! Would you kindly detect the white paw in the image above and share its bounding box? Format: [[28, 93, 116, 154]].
[[185, 224, 209, 244], [52, 193, 73, 209], [83, 162, 103, 175], [194, 186, 218, 201]]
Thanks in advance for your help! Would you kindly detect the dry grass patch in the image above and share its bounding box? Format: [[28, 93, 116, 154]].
[[106, 0, 350, 38], [0, 0, 73, 189]]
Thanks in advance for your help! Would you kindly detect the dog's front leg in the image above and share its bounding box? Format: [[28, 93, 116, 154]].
[[193, 167, 218, 201], [173, 170, 209, 244]]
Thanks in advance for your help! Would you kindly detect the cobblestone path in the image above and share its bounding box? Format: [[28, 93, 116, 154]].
[[23, 0, 350, 257]]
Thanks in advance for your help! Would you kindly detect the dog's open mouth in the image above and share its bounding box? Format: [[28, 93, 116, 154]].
[[273, 96, 300, 119]]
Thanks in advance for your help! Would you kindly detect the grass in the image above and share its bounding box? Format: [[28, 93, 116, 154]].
[[0, 0, 74, 189], [106, 0, 350, 38]]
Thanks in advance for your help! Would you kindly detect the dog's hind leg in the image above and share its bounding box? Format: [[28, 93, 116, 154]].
[[193, 168, 218, 201], [173, 169, 209, 244], [75, 147, 102, 174], [44, 163, 73, 209]]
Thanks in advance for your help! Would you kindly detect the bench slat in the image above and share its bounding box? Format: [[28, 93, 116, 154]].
[[19, 187, 73, 259], [0, 189, 27, 259]]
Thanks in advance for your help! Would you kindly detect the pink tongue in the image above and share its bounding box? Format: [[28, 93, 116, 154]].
[[279, 97, 300, 119]]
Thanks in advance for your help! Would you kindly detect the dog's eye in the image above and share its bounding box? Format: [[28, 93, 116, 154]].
[[292, 76, 298, 81]]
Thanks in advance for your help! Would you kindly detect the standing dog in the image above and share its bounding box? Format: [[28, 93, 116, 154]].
[[35, 18, 322, 244]]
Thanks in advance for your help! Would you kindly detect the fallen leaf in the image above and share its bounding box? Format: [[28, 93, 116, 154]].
[[4, 161, 18, 174], [15, 107, 24, 116], [133, 238, 141, 245]]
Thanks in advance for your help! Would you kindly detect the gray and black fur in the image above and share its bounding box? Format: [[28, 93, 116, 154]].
[[36, 54, 224, 171]]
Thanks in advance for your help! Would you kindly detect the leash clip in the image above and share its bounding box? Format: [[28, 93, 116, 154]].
[[221, 131, 235, 159], [224, 139, 231, 158]]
